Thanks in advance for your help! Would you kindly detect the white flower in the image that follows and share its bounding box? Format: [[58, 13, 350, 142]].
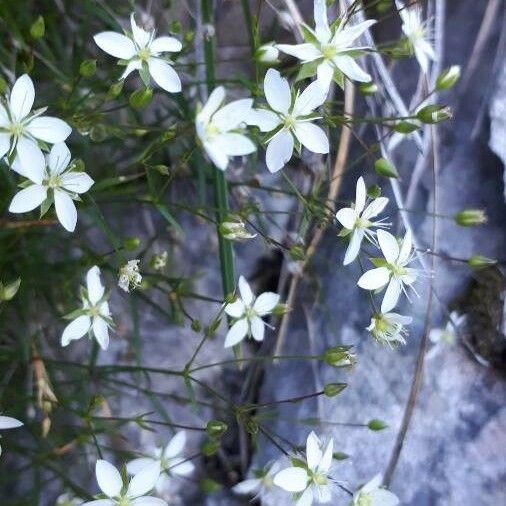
[[274, 431, 334, 506], [224, 275, 280, 347], [82, 459, 166, 506], [367, 312, 412, 346], [118, 260, 142, 292], [61, 266, 113, 351], [127, 431, 195, 493], [247, 69, 329, 173], [397, 0, 435, 73], [0, 74, 71, 173], [429, 311, 466, 346], [0, 415, 23, 457], [94, 13, 182, 93], [276, 0, 376, 92], [233, 461, 282, 501], [8, 142, 93, 232], [196, 86, 256, 171], [256, 42, 280, 63], [351, 474, 399, 506], [335, 177, 389, 265], [56, 492, 83, 506], [357, 229, 417, 313]]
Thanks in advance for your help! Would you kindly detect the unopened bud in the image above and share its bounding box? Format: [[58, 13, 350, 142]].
[[323, 346, 356, 367], [368, 419, 389, 431], [255, 43, 279, 63], [129, 88, 153, 109], [417, 104, 453, 124], [219, 216, 256, 241], [436, 65, 461, 91], [374, 158, 399, 178], [467, 255, 496, 269], [323, 383, 347, 397], [206, 419, 228, 438], [0, 278, 21, 302], [454, 209, 487, 227], [79, 59, 97, 77], [358, 81, 378, 95], [271, 303, 291, 316]]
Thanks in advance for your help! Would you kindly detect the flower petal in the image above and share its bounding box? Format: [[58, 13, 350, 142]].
[[332, 19, 376, 48], [96, 460, 123, 498], [362, 196, 389, 219], [120, 60, 142, 80], [297, 487, 315, 506], [148, 58, 182, 93], [150, 36, 182, 53], [377, 230, 399, 263], [276, 43, 321, 62], [199, 87, 226, 124], [265, 130, 294, 173], [293, 80, 328, 116], [0, 103, 9, 127], [343, 229, 364, 265], [314, 0, 331, 43], [335, 207, 357, 229], [294, 122, 329, 154], [26, 116, 72, 143], [316, 60, 334, 93], [238, 276, 254, 305], [357, 267, 390, 290], [0, 416, 23, 429], [92, 316, 110, 350], [306, 431, 322, 471], [9, 74, 34, 121], [16, 136, 46, 184], [355, 176, 366, 214], [212, 99, 253, 131], [54, 190, 77, 232], [225, 299, 245, 318], [318, 438, 333, 473], [233, 478, 261, 495], [127, 461, 161, 498], [224, 318, 248, 347], [247, 108, 281, 132], [9, 185, 47, 213], [87, 266, 105, 305], [381, 278, 402, 313], [61, 315, 91, 347], [0, 132, 10, 159], [203, 141, 229, 171], [212, 133, 256, 156], [94, 32, 136, 59], [130, 13, 151, 48], [81, 500, 115, 506], [127, 458, 156, 476], [48, 142, 71, 175], [165, 431, 186, 458], [273, 467, 308, 492], [398, 229, 412, 264], [170, 458, 195, 476], [264, 69, 291, 114], [333, 55, 371, 82], [253, 292, 280, 315], [250, 316, 265, 341], [61, 172, 94, 194], [130, 498, 167, 506]]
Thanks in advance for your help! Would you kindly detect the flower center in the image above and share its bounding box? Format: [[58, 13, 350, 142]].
[[45, 175, 62, 189], [389, 263, 407, 277], [356, 493, 373, 506], [312, 472, 328, 486], [137, 47, 151, 61], [117, 497, 130, 506], [355, 217, 371, 229], [244, 306, 256, 320], [205, 123, 220, 139], [9, 122, 25, 137], [283, 115, 296, 129], [322, 44, 337, 59]]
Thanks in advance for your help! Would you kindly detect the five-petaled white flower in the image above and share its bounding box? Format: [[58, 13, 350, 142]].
[[233, 461, 282, 501], [276, 0, 376, 92], [247, 69, 329, 173], [82, 459, 167, 506], [367, 312, 412, 346], [397, 0, 435, 73], [429, 311, 466, 346], [274, 431, 334, 506], [351, 474, 399, 506], [357, 229, 417, 313], [8, 142, 94, 232], [61, 266, 113, 350], [0, 415, 23, 457], [224, 275, 280, 348], [0, 74, 71, 173], [94, 13, 182, 93], [196, 86, 256, 171], [335, 177, 389, 265], [127, 431, 195, 493]]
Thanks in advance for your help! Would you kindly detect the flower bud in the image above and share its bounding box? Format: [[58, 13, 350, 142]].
[[129, 88, 153, 109], [367, 419, 388, 431], [201, 439, 220, 456], [454, 209, 487, 227], [467, 255, 496, 269], [323, 383, 347, 397], [123, 237, 141, 250], [219, 216, 256, 241], [206, 419, 228, 438], [191, 320, 202, 332], [255, 43, 280, 63], [323, 346, 356, 367], [358, 81, 378, 95], [30, 16, 45, 39], [0, 278, 21, 302], [374, 157, 399, 178], [79, 59, 97, 77], [417, 104, 453, 124], [436, 65, 461, 91], [200, 478, 221, 493], [271, 303, 291, 316]]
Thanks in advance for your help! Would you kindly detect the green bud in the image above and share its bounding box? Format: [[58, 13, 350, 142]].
[[70, 159, 85, 172], [206, 420, 228, 438], [288, 245, 306, 262], [200, 478, 221, 494], [219, 216, 256, 241], [374, 157, 399, 178], [129, 88, 153, 110], [107, 81, 124, 99], [323, 383, 347, 397], [368, 419, 389, 431], [454, 209, 487, 227], [367, 184, 382, 199], [30, 16, 45, 39], [152, 165, 170, 176], [79, 59, 97, 77], [333, 451, 350, 460], [0, 77, 8, 94], [393, 121, 419, 134], [417, 104, 453, 124], [271, 303, 291, 316], [201, 439, 219, 456], [0, 278, 21, 302], [191, 320, 202, 332], [89, 124, 109, 142], [358, 81, 378, 95], [467, 255, 497, 269], [123, 237, 141, 250], [323, 346, 356, 367], [245, 417, 259, 435], [436, 65, 461, 91]]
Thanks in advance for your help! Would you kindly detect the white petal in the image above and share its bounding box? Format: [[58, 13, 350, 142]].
[[94, 32, 136, 59], [381, 278, 402, 313], [264, 69, 291, 114], [54, 190, 77, 232], [127, 458, 156, 476], [9, 185, 47, 213], [81, 501, 115, 506], [333, 55, 371, 82], [165, 431, 186, 458], [0, 103, 9, 127], [332, 19, 377, 47], [224, 318, 248, 347], [127, 461, 161, 498], [87, 266, 105, 305], [335, 207, 357, 229], [318, 439, 333, 473], [150, 36, 182, 53], [130, 498, 167, 506], [293, 80, 328, 116], [294, 122, 329, 154], [212, 99, 253, 131], [387, 313, 413, 325], [9, 74, 34, 121], [363, 197, 389, 219], [265, 130, 294, 173], [16, 137, 46, 184], [170, 458, 195, 476], [306, 431, 322, 471], [204, 141, 229, 171], [370, 489, 400, 506], [93, 316, 110, 350], [357, 267, 390, 290], [273, 467, 308, 492], [314, 0, 331, 43], [26, 116, 71, 143], [276, 43, 321, 62], [120, 60, 142, 80], [0, 133, 10, 159], [212, 133, 256, 156], [96, 460, 123, 498], [253, 292, 280, 315], [238, 276, 254, 305], [316, 484, 332, 503], [61, 315, 91, 347], [355, 176, 366, 214], [414, 45, 429, 73], [250, 316, 265, 341], [296, 487, 314, 506], [130, 13, 151, 48], [247, 108, 281, 132], [199, 87, 226, 124], [316, 61, 334, 94], [377, 230, 400, 263], [224, 299, 245, 318], [61, 172, 94, 194], [233, 478, 260, 495], [0, 416, 23, 429], [148, 58, 181, 93], [48, 142, 71, 175], [343, 230, 364, 265], [398, 229, 412, 264]]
